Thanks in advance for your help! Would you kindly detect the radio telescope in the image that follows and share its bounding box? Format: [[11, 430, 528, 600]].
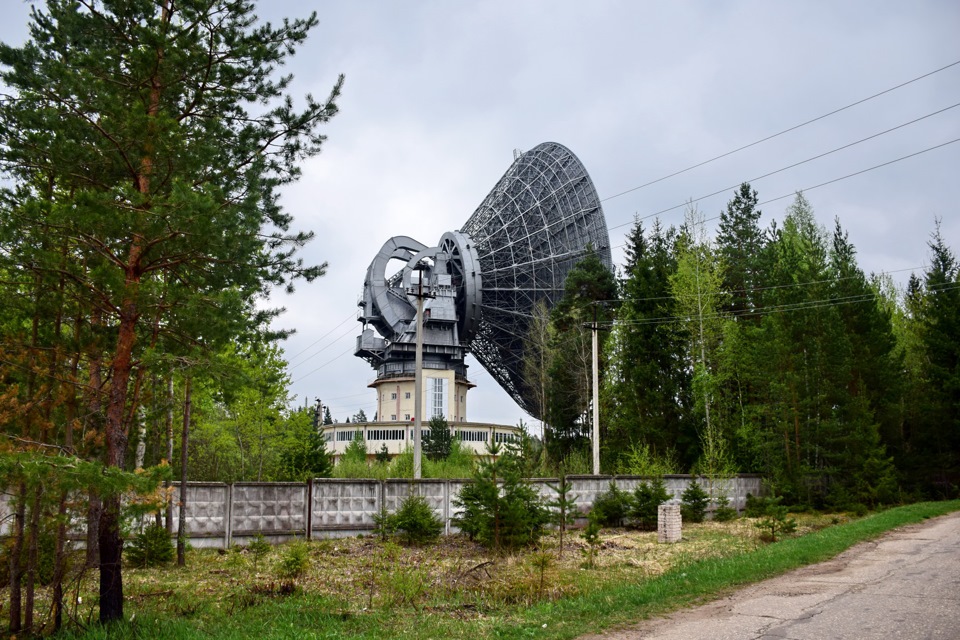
[[355, 142, 612, 420]]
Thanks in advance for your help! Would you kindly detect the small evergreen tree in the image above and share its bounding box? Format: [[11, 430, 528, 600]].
[[589, 482, 632, 527], [342, 431, 367, 463], [422, 416, 453, 461], [681, 481, 710, 523], [375, 443, 391, 464], [630, 478, 671, 531], [381, 493, 443, 546], [452, 442, 551, 551], [547, 473, 579, 557]]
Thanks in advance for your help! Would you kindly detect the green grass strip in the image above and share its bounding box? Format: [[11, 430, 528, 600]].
[[490, 500, 960, 640], [59, 500, 960, 640]]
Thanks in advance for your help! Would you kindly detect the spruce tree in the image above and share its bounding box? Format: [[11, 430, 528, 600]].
[[603, 219, 693, 468]]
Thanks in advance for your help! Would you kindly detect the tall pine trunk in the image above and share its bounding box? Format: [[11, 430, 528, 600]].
[[177, 376, 192, 566]]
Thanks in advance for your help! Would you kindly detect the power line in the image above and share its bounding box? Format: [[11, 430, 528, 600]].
[[609, 117, 960, 232], [603, 282, 960, 329], [755, 137, 960, 208], [601, 58, 960, 203], [288, 321, 358, 370], [285, 311, 356, 364], [293, 344, 355, 382]]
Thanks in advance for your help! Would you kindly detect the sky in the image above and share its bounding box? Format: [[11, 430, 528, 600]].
[[1, 1, 958, 429]]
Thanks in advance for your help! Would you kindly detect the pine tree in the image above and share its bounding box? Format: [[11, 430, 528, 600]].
[[0, 1, 342, 623]]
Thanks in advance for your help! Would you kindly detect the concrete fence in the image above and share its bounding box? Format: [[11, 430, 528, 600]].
[[0, 475, 761, 547], [173, 474, 762, 548]]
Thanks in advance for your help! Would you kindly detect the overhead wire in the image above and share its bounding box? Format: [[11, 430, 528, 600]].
[[601, 58, 960, 204], [285, 310, 356, 364], [607, 113, 960, 233], [287, 320, 358, 370]]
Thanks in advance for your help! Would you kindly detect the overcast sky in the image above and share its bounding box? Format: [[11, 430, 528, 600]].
[[2, 1, 958, 429]]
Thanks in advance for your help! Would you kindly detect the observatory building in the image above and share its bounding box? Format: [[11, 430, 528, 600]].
[[348, 142, 611, 458]]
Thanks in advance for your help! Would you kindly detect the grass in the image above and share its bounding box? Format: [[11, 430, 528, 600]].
[[38, 500, 960, 639]]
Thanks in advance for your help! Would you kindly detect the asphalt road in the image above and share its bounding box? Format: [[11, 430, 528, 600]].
[[580, 510, 960, 640]]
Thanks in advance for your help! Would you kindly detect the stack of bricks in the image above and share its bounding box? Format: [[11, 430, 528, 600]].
[[657, 503, 682, 543]]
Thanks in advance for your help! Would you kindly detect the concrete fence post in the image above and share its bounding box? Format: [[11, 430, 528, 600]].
[[225, 483, 234, 548]]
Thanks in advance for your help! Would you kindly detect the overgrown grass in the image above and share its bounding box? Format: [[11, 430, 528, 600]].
[[50, 500, 960, 640]]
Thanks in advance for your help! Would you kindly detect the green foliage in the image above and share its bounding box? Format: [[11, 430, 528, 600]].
[[452, 442, 551, 551], [630, 478, 671, 531], [545, 247, 619, 461], [712, 494, 739, 522], [580, 518, 602, 569], [681, 481, 710, 523], [379, 493, 443, 546], [342, 431, 367, 463], [589, 482, 633, 527], [422, 416, 453, 461], [277, 407, 333, 482], [276, 541, 311, 580], [375, 443, 391, 465], [126, 524, 175, 569], [247, 533, 271, 571], [752, 496, 798, 542], [616, 442, 679, 476], [547, 474, 579, 557]]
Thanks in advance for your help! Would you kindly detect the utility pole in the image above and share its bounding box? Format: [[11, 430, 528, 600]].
[[409, 263, 435, 479], [591, 305, 600, 476]]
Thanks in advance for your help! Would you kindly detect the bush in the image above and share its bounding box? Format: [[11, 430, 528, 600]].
[[126, 524, 174, 568], [744, 493, 769, 518], [681, 481, 710, 523], [712, 494, 738, 522], [452, 442, 551, 551], [580, 517, 601, 569], [382, 494, 443, 546], [589, 482, 632, 527], [630, 478, 671, 530], [276, 541, 311, 579], [749, 495, 797, 542], [247, 532, 271, 570]]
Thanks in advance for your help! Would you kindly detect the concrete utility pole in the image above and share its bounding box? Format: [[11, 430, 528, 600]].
[[591, 310, 600, 476], [410, 264, 434, 479]]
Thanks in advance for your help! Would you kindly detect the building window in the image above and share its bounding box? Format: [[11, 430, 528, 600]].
[[390, 414, 396, 421], [366, 429, 404, 441], [405, 392, 411, 399], [455, 430, 487, 442], [336, 431, 357, 442], [428, 378, 447, 418], [404, 414, 410, 420], [494, 432, 518, 444], [390, 392, 397, 400]]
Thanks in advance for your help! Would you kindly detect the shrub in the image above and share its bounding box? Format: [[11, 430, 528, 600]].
[[126, 524, 174, 568], [589, 482, 632, 527], [276, 541, 311, 579], [712, 494, 738, 522], [630, 478, 671, 531], [744, 493, 768, 518], [247, 532, 271, 570], [580, 518, 601, 569], [384, 494, 443, 546], [547, 474, 579, 557], [750, 495, 797, 542], [681, 481, 710, 523], [452, 442, 551, 551]]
